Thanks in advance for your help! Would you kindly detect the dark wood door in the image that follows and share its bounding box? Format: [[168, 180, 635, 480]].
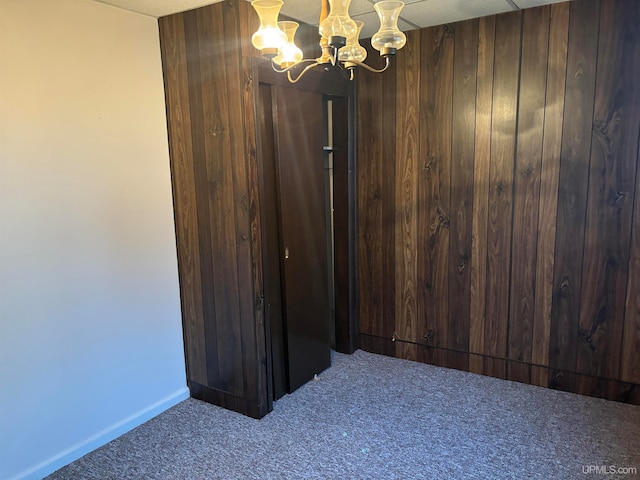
[[274, 85, 331, 392]]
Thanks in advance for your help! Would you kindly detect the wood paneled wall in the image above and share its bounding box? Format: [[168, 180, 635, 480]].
[[159, 0, 269, 418], [159, 0, 354, 417], [356, 0, 640, 404]]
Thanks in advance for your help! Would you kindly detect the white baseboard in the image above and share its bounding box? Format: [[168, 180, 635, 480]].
[[10, 387, 190, 480]]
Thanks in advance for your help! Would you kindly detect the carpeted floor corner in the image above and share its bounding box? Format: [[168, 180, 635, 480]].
[[46, 350, 640, 479]]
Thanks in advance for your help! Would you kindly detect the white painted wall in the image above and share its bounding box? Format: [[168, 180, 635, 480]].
[[0, 1, 188, 479]]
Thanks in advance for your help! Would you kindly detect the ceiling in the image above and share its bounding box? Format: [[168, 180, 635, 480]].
[[93, 0, 567, 38]]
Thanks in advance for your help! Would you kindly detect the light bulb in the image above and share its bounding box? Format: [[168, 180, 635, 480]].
[[251, 0, 287, 57], [273, 21, 303, 67], [338, 20, 367, 63], [371, 0, 406, 53]]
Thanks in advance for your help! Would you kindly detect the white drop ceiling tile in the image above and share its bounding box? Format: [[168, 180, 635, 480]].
[[91, 0, 561, 29], [281, 0, 379, 26], [401, 0, 516, 28], [398, 17, 416, 32], [349, 0, 380, 16], [93, 0, 222, 17], [512, 0, 566, 7], [352, 11, 382, 38], [281, 1, 322, 25]]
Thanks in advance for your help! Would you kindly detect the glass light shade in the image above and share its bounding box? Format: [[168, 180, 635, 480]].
[[273, 21, 304, 67], [371, 0, 406, 52], [251, 0, 287, 54], [319, 0, 357, 40], [338, 21, 367, 63]]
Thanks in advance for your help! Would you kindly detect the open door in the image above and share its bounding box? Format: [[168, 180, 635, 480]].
[[273, 85, 331, 392], [257, 67, 354, 402]]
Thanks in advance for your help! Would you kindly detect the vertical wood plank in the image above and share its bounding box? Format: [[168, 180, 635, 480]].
[[160, 1, 274, 417], [549, 0, 600, 392], [469, 16, 495, 374], [158, 15, 208, 386], [508, 5, 550, 384], [418, 25, 453, 367], [395, 29, 421, 361], [381, 51, 398, 357], [238, 0, 260, 59], [484, 11, 521, 379], [222, 0, 262, 402], [531, 1, 569, 387], [356, 64, 384, 340], [245, 62, 269, 408], [622, 133, 640, 384], [352, 0, 640, 403], [577, 0, 640, 382], [183, 10, 223, 389], [195, 6, 245, 396], [449, 19, 478, 371]]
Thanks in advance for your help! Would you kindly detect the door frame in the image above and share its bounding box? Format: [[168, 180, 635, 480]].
[[254, 60, 358, 408]]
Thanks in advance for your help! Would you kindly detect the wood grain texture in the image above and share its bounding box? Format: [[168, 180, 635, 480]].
[[356, 0, 640, 404], [620, 9, 640, 384], [159, 14, 208, 386], [163, 0, 355, 418], [469, 15, 495, 374], [160, 0, 269, 417], [507, 6, 550, 384], [356, 44, 395, 355], [418, 25, 452, 367], [238, 0, 259, 59], [395, 29, 421, 361], [576, 0, 640, 382], [222, 2, 258, 395], [240, 17, 269, 408], [484, 10, 521, 379], [193, 6, 245, 396], [449, 19, 478, 371], [234, 0, 271, 405], [531, 1, 569, 387], [381, 54, 398, 357], [183, 9, 223, 390], [549, 0, 600, 392], [357, 59, 384, 341], [622, 133, 640, 384], [221, 0, 262, 402]]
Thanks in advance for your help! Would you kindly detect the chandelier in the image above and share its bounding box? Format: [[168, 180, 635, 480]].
[[250, 0, 406, 82]]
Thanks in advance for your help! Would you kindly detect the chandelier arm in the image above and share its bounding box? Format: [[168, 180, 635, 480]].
[[270, 58, 318, 74], [329, 52, 337, 67], [287, 62, 320, 83], [345, 56, 392, 74], [336, 63, 353, 81]]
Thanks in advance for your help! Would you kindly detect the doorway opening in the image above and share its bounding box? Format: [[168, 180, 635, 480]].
[[257, 79, 353, 405]]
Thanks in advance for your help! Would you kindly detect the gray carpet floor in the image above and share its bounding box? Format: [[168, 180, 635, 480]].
[[47, 350, 640, 479]]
